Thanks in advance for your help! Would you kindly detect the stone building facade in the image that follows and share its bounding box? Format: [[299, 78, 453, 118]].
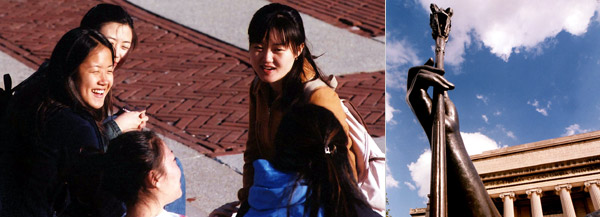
[[409, 130, 600, 217]]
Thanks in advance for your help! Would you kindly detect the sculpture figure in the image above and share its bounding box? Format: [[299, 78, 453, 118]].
[[405, 4, 502, 217]]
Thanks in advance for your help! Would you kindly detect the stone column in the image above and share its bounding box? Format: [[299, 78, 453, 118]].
[[555, 184, 576, 217], [499, 192, 516, 217], [585, 180, 600, 211], [526, 188, 543, 217]]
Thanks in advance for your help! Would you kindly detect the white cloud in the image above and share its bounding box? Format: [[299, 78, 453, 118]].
[[493, 111, 502, 116], [506, 131, 516, 140], [404, 181, 416, 190], [407, 149, 432, 198], [482, 115, 488, 123], [562, 124, 591, 136], [386, 38, 421, 69], [385, 70, 408, 90], [528, 99, 551, 116], [496, 124, 518, 140], [386, 163, 400, 188], [476, 94, 489, 104], [597, 3, 600, 22], [385, 92, 400, 125], [460, 132, 502, 155], [536, 108, 548, 116], [417, 0, 600, 64], [386, 36, 420, 89]]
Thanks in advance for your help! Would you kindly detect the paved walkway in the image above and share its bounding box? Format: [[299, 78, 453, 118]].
[[269, 0, 385, 37], [0, 0, 385, 216], [127, 0, 385, 75]]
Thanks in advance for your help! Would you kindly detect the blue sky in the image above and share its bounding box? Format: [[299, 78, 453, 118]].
[[385, 0, 600, 216]]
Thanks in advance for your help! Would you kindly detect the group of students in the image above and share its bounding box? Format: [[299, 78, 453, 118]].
[[0, 3, 382, 217]]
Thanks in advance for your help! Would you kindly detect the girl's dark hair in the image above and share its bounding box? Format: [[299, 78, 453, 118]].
[[272, 104, 370, 217], [80, 3, 137, 69], [103, 131, 166, 206], [37, 27, 114, 135], [248, 3, 329, 109]]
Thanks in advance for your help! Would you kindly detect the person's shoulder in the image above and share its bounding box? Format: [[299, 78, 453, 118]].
[[45, 108, 97, 140], [155, 209, 185, 217], [307, 85, 342, 112], [47, 107, 91, 127], [252, 159, 296, 187], [354, 204, 384, 217], [311, 85, 336, 95]]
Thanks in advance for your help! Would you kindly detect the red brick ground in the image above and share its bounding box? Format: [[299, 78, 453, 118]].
[[269, 0, 385, 37], [0, 0, 384, 157]]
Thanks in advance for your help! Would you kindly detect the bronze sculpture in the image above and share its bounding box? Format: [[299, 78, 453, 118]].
[[428, 4, 451, 217], [406, 4, 502, 217]]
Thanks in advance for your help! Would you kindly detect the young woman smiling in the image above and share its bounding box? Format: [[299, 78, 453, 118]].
[[234, 3, 359, 216], [80, 3, 147, 139], [0, 28, 116, 217], [80, 4, 186, 214]]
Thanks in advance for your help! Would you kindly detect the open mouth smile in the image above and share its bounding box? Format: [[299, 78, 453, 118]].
[[92, 89, 106, 97]]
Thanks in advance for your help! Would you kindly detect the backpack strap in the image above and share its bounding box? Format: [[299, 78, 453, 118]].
[[303, 78, 327, 99], [340, 99, 369, 133], [0, 74, 14, 115]]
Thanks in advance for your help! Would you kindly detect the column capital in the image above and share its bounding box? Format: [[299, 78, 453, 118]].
[[499, 192, 516, 201], [526, 188, 543, 198], [585, 180, 600, 192], [555, 184, 573, 194]]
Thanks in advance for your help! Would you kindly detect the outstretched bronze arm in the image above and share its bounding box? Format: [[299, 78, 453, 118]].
[[406, 60, 501, 217]]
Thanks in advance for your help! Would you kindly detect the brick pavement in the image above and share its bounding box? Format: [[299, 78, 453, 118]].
[[269, 0, 385, 37], [0, 0, 384, 157]]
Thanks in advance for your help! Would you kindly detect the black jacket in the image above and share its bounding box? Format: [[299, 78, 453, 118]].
[[0, 73, 110, 217]]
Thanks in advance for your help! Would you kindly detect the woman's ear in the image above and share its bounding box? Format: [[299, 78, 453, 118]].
[[296, 43, 305, 58], [146, 170, 161, 189]]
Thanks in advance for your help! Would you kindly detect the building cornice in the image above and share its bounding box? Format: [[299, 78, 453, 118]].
[[480, 156, 600, 181], [472, 131, 600, 160], [481, 156, 600, 189]]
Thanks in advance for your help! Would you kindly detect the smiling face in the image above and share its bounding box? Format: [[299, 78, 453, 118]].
[[99, 22, 133, 66], [155, 142, 182, 205], [249, 31, 302, 91], [76, 45, 114, 109]]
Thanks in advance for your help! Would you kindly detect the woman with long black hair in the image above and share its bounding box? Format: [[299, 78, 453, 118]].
[[0, 27, 116, 216], [245, 104, 379, 217], [237, 3, 360, 215]]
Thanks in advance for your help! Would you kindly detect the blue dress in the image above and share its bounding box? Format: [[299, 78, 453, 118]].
[[245, 159, 323, 217]]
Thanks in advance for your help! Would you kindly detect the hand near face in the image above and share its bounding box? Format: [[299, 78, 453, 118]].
[[114, 110, 148, 133]]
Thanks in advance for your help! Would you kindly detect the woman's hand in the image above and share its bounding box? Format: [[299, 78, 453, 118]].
[[209, 201, 240, 217], [114, 110, 148, 133], [406, 58, 458, 142]]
